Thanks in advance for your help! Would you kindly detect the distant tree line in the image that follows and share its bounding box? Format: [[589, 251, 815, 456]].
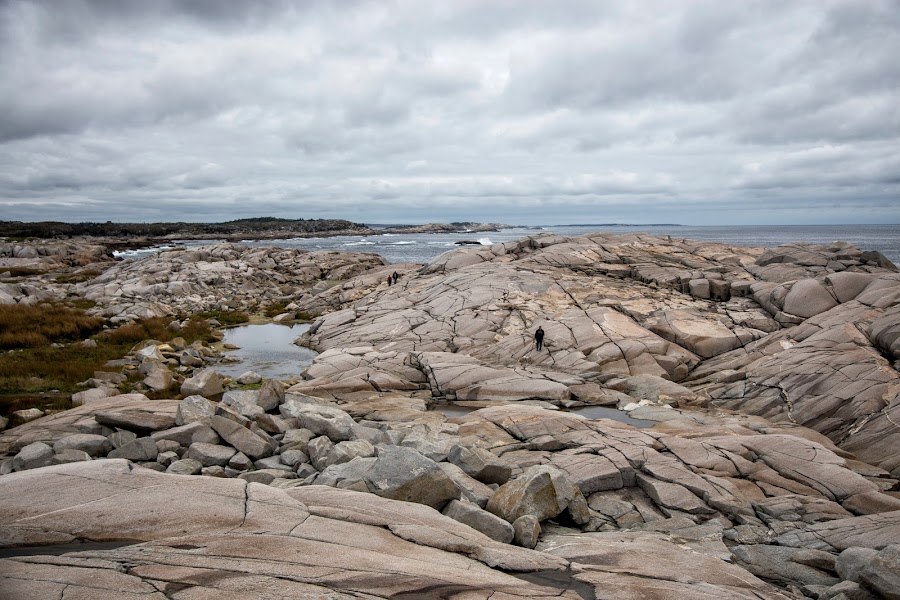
[[0, 218, 371, 239]]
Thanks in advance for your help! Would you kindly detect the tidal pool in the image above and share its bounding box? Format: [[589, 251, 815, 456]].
[[218, 323, 317, 381]]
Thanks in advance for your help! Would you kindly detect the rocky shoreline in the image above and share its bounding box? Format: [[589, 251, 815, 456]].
[[1, 232, 899, 599]]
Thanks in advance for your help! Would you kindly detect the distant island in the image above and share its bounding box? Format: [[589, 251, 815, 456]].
[[0, 218, 509, 248]]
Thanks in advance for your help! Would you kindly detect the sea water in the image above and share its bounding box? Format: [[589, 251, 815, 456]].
[[116, 224, 900, 266]]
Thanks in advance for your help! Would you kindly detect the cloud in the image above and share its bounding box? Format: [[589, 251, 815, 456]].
[[0, 0, 898, 224]]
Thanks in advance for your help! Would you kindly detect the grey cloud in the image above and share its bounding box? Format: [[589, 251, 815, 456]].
[[0, 0, 898, 225]]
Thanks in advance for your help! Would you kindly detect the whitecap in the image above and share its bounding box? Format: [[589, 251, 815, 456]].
[[478, 237, 493, 245]]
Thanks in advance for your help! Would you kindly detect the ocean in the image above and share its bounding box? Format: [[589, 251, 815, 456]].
[[117, 224, 900, 266]]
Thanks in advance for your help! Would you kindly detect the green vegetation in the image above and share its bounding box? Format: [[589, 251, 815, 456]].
[[263, 302, 289, 318], [0, 304, 105, 349], [0, 309, 216, 415], [196, 310, 250, 326], [0, 267, 44, 279], [54, 268, 102, 284], [0, 217, 371, 239]]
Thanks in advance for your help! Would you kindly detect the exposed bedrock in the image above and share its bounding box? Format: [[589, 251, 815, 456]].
[[297, 233, 900, 469], [3, 233, 900, 597]]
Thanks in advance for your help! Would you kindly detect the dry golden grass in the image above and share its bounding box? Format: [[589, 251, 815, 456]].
[[0, 309, 215, 399], [0, 304, 105, 349]]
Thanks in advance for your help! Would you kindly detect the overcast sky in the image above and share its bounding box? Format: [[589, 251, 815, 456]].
[[1, 0, 898, 225]]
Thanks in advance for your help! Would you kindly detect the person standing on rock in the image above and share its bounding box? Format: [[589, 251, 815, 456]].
[[392, 271, 399, 284], [387, 275, 392, 286], [534, 326, 545, 351]]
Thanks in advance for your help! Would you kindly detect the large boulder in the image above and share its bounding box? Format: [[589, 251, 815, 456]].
[[175, 395, 216, 426], [12, 442, 54, 471], [180, 369, 224, 397], [280, 401, 355, 442], [782, 279, 839, 318], [52, 434, 111, 458], [487, 465, 590, 526], [443, 499, 515, 544], [363, 446, 460, 510], [206, 416, 274, 460]]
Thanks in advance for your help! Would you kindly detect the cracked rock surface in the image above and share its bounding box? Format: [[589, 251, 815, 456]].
[[2, 233, 900, 598]]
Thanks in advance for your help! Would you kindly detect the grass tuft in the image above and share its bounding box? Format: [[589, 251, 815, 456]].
[[0, 304, 105, 349], [196, 310, 249, 326], [0, 308, 216, 413]]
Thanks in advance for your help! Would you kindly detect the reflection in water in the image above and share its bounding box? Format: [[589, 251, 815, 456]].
[[218, 323, 317, 381]]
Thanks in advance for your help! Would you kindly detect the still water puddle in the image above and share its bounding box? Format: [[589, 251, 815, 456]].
[[0, 540, 139, 559], [217, 323, 317, 381]]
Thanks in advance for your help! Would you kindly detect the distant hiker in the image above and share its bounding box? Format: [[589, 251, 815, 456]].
[[534, 326, 545, 351], [392, 271, 399, 284], [387, 275, 392, 286]]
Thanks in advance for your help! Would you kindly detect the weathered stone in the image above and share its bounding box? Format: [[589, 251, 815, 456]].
[[279, 448, 309, 469], [71, 386, 119, 407], [437, 462, 495, 508], [364, 446, 460, 510], [836, 547, 878, 582], [13, 442, 54, 471], [487, 465, 590, 525], [327, 439, 376, 466], [448, 445, 512, 485], [252, 456, 289, 471], [108, 437, 159, 461], [142, 364, 173, 391], [783, 278, 839, 318], [180, 369, 224, 397], [443, 499, 515, 543], [512, 514, 541, 549], [108, 430, 138, 449], [307, 435, 335, 470], [207, 415, 273, 460], [236, 371, 262, 385], [94, 411, 176, 433], [175, 395, 215, 426], [51, 448, 92, 465], [280, 401, 355, 442], [166, 458, 203, 475], [185, 442, 236, 467], [228, 451, 253, 471], [11, 408, 44, 423], [151, 422, 220, 446], [156, 451, 179, 467], [257, 379, 286, 411], [859, 544, 900, 600], [52, 433, 111, 457], [731, 544, 840, 587]]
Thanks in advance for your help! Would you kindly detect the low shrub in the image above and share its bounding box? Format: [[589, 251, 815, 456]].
[[264, 302, 289, 318], [0, 304, 105, 349], [196, 310, 249, 326]]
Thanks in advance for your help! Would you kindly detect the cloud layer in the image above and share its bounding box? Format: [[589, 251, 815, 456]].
[[1, 0, 898, 224]]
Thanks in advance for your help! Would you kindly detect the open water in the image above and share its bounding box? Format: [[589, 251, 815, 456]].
[[119, 224, 900, 266]]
